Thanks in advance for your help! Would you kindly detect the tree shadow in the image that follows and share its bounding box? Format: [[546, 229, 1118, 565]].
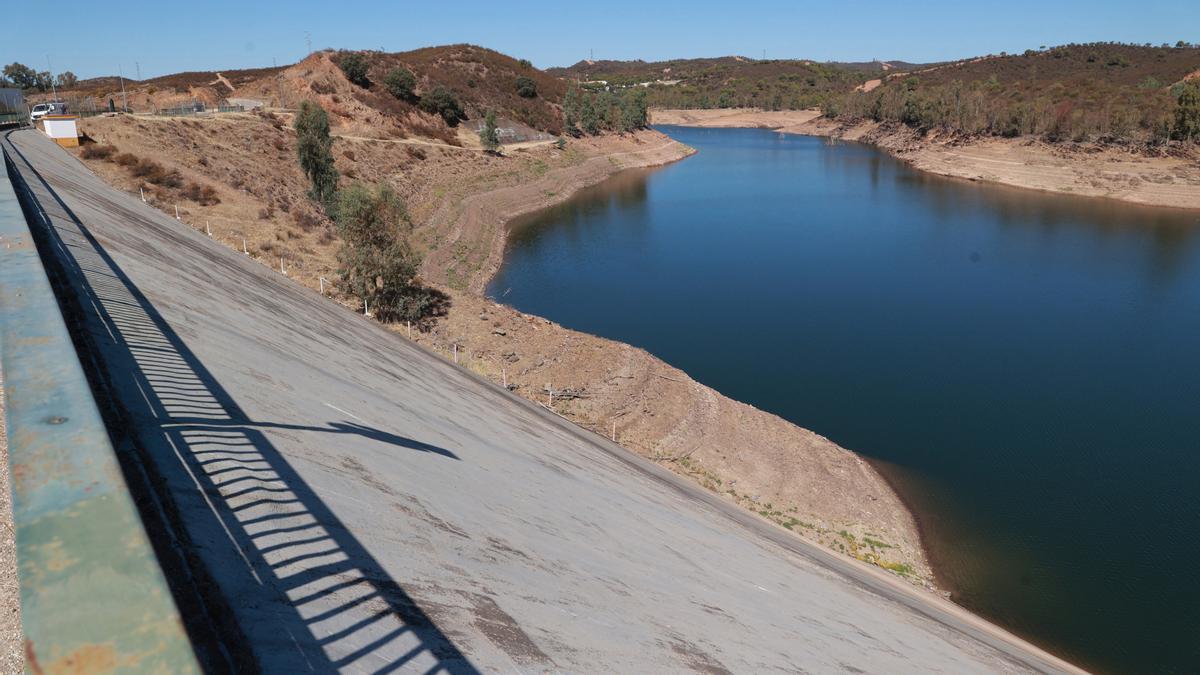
[[5, 131, 479, 674]]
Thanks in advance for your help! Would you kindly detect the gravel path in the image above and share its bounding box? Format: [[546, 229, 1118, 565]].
[[0, 371, 22, 674]]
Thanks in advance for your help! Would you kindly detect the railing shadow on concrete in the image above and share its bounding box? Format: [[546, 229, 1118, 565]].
[[4, 133, 479, 674]]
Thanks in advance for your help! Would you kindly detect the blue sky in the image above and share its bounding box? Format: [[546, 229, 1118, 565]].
[[7, 0, 1199, 80]]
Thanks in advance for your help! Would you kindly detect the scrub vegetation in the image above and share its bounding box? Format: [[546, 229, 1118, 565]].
[[562, 83, 648, 135], [551, 56, 879, 111], [824, 43, 1200, 146], [293, 100, 438, 321]]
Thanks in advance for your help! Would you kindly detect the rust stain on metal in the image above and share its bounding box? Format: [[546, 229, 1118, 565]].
[[25, 639, 44, 675], [44, 643, 121, 675]]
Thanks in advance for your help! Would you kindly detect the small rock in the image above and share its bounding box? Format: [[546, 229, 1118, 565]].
[[492, 328, 507, 336]]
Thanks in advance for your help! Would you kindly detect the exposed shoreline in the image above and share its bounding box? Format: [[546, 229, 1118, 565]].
[[452, 133, 696, 293], [437, 134, 937, 587], [653, 108, 1200, 211]]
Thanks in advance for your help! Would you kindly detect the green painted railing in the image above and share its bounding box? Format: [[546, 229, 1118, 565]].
[[1, 143, 199, 672]]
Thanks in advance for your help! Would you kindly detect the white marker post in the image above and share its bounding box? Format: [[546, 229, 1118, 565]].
[[280, 257, 286, 275], [364, 298, 370, 317], [140, 187, 146, 203], [175, 204, 180, 220], [319, 277, 325, 294], [453, 343, 458, 364], [612, 420, 616, 442], [502, 368, 507, 388], [205, 221, 211, 236], [407, 320, 411, 338], [243, 238, 248, 255]]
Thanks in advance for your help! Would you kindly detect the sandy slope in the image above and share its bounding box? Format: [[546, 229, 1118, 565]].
[[653, 108, 1200, 210], [434, 135, 694, 293], [653, 108, 822, 133]]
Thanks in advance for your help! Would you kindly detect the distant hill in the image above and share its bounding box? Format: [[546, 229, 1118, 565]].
[[548, 57, 928, 110], [361, 44, 567, 133], [38, 45, 569, 139], [826, 43, 1200, 144]]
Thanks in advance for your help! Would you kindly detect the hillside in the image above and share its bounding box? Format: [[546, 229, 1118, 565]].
[[826, 43, 1200, 145], [38, 45, 569, 139], [549, 56, 879, 110]]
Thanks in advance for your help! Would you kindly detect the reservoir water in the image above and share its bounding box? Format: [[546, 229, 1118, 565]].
[[487, 126, 1200, 673]]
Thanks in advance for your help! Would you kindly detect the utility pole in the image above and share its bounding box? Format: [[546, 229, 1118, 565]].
[[118, 64, 128, 112], [305, 31, 312, 55], [135, 61, 140, 81], [274, 57, 286, 108], [46, 56, 57, 101]]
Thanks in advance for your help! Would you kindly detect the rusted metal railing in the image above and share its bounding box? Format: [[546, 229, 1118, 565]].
[[1, 143, 198, 671]]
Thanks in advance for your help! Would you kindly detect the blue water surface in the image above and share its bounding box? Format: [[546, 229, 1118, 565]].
[[489, 126, 1200, 673]]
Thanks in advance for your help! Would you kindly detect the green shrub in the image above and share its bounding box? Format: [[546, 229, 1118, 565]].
[[479, 109, 500, 152], [562, 83, 580, 135], [334, 182, 426, 321], [338, 53, 370, 87], [1174, 83, 1200, 141], [294, 101, 339, 209], [619, 88, 648, 131], [515, 76, 537, 98], [418, 86, 465, 126], [384, 67, 417, 102]]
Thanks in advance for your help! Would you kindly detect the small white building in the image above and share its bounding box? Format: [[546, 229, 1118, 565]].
[[41, 115, 80, 147]]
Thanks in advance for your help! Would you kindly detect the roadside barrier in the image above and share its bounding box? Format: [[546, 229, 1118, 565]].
[[0, 138, 199, 672]]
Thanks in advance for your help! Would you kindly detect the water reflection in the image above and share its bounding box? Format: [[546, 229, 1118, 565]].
[[506, 167, 656, 248]]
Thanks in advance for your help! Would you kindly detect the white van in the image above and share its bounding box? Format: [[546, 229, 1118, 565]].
[[30, 102, 66, 124]]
